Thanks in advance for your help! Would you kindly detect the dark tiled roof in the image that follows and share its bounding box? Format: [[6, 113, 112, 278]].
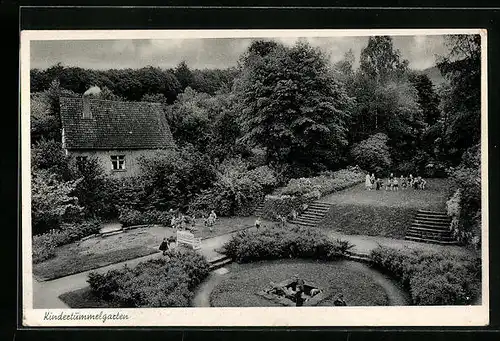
[[60, 97, 175, 150]]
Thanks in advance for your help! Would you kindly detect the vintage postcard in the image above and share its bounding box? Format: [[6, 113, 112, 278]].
[[20, 28, 489, 327]]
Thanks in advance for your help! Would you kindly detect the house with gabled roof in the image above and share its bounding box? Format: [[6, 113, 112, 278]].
[[59, 92, 175, 178]]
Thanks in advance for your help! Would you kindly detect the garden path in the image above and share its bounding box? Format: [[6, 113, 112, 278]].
[[32, 224, 473, 308], [325, 231, 474, 257]]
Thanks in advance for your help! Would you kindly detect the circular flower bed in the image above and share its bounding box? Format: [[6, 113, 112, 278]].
[[210, 259, 408, 307]]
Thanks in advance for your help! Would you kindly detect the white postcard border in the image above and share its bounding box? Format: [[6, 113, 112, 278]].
[[20, 28, 489, 327]]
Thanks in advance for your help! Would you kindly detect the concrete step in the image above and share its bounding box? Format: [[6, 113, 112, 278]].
[[415, 214, 451, 220], [309, 203, 332, 209], [411, 222, 450, 231], [408, 226, 452, 234], [413, 219, 450, 227], [293, 221, 317, 227], [209, 256, 232, 271], [406, 231, 455, 241], [405, 235, 458, 245], [294, 218, 323, 225], [417, 210, 449, 216], [300, 212, 327, 219]]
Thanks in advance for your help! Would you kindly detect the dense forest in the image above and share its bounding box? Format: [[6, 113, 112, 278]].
[[30, 35, 481, 245]]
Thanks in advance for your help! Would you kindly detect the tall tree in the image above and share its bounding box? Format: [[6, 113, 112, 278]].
[[350, 36, 424, 167], [235, 40, 352, 176], [437, 34, 481, 164], [410, 73, 441, 126], [174, 61, 195, 91], [359, 36, 409, 84]]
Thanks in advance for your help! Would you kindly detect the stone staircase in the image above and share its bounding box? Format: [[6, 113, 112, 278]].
[[405, 209, 457, 245], [208, 255, 233, 271], [254, 202, 265, 217], [290, 201, 332, 228]]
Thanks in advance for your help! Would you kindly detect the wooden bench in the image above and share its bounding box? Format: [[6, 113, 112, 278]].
[[176, 230, 202, 250]]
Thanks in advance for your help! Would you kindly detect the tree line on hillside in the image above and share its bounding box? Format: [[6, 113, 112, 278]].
[[30, 35, 481, 242]]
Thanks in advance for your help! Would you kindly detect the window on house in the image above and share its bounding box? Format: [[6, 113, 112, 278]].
[[111, 155, 126, 170]]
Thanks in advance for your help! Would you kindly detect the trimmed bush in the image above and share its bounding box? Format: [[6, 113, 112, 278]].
[[32, 220, 101, 263], [87, 250, 210, 307], [370, 246, 481, 305], [222, 224, 354, 263]]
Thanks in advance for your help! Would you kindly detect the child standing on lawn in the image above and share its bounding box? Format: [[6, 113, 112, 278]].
[[370, 173, 376, 190], [365, 173, 372, 190]]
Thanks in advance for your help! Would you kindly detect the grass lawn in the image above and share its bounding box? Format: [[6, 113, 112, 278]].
[[319, 179, 453, 239], [321, 178, 453, 209], [210, 259, 395, 307], [33, 216, 261, 281], [59, 287, 119, 308]]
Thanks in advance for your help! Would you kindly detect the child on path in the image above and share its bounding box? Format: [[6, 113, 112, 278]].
[[159, 238, 169, 255]]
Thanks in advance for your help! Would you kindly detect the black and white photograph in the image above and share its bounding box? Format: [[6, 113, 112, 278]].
[[21, 29, 488, 326]]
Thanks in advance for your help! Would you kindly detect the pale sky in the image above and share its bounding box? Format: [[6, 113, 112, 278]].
[[30, 35, 450, 71]]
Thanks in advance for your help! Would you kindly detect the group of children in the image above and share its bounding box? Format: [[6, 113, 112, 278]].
[[169, 209, 218, 232], [365, 173, 427, 191]]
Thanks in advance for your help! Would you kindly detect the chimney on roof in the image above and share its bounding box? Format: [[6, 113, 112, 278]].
[[82, 86, 101, 119]]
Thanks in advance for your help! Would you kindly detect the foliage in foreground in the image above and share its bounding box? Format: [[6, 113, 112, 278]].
[[370, 246, 481, 305], [32, 220, 101, 264], [222, 224, 354, 263], [87, 250, 210, 307]]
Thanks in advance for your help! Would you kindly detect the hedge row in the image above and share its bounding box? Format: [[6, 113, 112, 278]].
[[87, 249, 210, 307], [222, 224, 354, 263], [32, 220, 101, 264], [118, 208, 176, 227], [370, 246, 481, 305]]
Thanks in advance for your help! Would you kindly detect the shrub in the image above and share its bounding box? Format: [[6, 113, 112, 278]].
[[118, 208, 176, 227], [32, 232, 58, 264], [260, 195, 309, 221], [87, 250, 210, 307], [32, 220, 101, 263], [68, 155, 110, 218], [350, 133, 392, 174], [222, 224, 354, 263], [189, 159, 277, 217], [105, 177, 148, 212], [138, 147, 216, 211], [370, 246, 481, 305], [31, 139, 72, 179], [31, 169, 83, 235], [447, 144, 481, 248], [262, 167, 365, 220]]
